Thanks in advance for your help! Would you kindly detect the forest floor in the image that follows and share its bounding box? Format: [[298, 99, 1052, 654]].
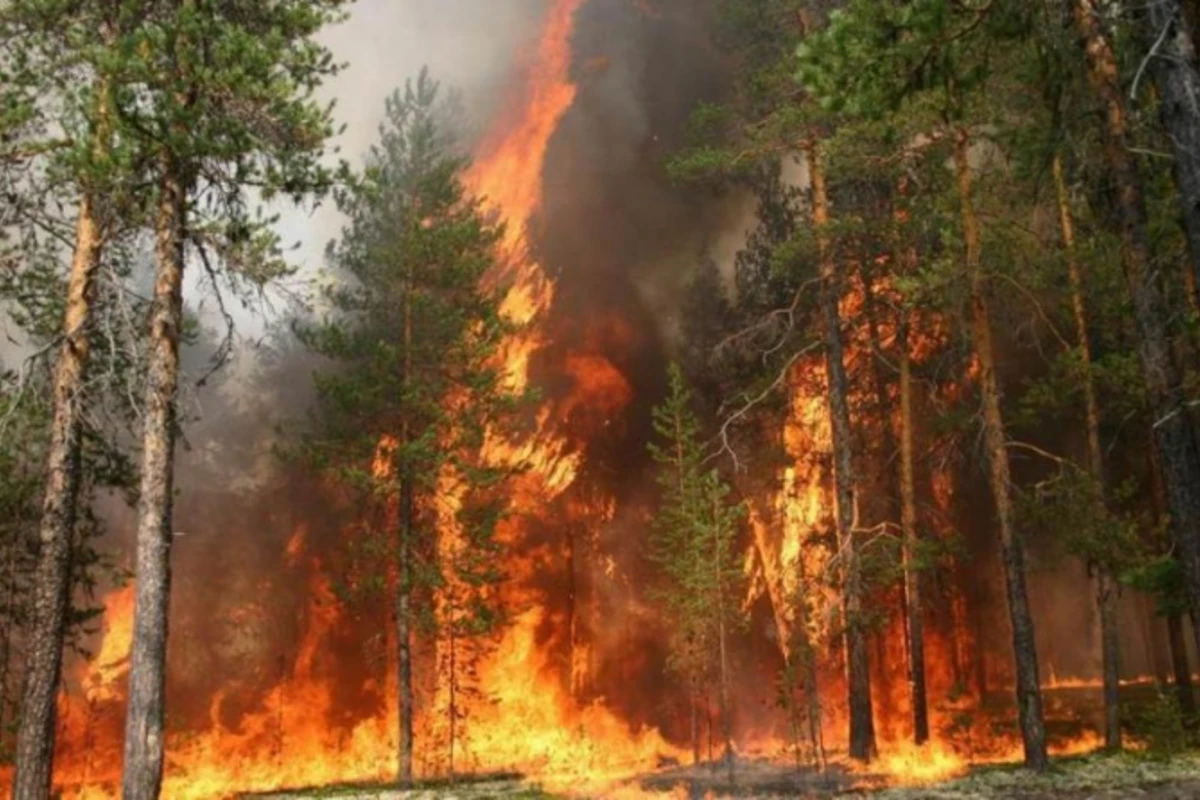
[[247, 750, 1200, 799]]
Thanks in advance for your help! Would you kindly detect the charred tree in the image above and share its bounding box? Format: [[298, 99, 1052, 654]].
[[806, 140, 875, 762], [1053, 154, 1122, 749], [953, 130, 1049, 769], [1074, 0, 1200, 658]]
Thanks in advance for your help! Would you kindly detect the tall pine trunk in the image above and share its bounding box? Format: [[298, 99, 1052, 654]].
[[1167, 611, 1196, 717], [1143, 0, 1200, 304], [395, 477, 415, 785], [805, 140, 875, 761], [1052, 154, 1122, 749], [714, 494, 734, 783], [897, 319, 929, 745], [122, 155, 188, 800], [891, 182, 930, 746], [396, 269, 415, 786], [690, 681, 701, 765], [954, 130, 1049, 769], [1074, 0, 1200, 658], [13, 192, 106, 800]]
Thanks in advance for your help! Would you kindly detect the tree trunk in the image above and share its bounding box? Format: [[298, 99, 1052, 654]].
[[12, 189, 106, 799], [1074, 0, 1200, 660], [1167, 611, 1196, 718], [122, 157, 188, 800], [448, 618, 456, 782], [690, 685, 701, 766], [1142, 0, 1200, 306], [396, 264, 415, 786], [1053, 154, 1122, 749], [396, 482, 414, 786], [805, 140, 875, 762], [954, 130, 1049, 770], [897, 320, 929, 745], [792, 584, 825, 770], [714, 494, 734, 784]]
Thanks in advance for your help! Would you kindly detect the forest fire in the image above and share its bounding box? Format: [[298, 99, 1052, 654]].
[[40, 1, 679, 796], [15, 0, 1179, 798]]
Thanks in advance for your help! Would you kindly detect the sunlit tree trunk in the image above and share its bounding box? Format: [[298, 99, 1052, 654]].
[[14, 193, 106, 800], [1074, 0, 1200, 658], [123, 152, 188, 800], [13, 71, 113, 798], [953, 130, 1049, 770], [805, 140, 875, 762], [1053, 154, 1121, 749]]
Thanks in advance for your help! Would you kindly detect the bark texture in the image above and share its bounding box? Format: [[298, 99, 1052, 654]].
[[122, 159, 187, 800], [1143, 0, 1200, 305], [12, 193, 105, 800], [806, 141, 875, 762], [1053, 154, 1122, 749], [954, 131, 1049, 769], [1075, 0, 1200, 660]]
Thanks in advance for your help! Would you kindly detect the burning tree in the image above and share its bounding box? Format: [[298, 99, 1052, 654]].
[[299, 69, 520, 786]]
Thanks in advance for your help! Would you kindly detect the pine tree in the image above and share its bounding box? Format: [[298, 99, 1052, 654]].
[[1070, 0, 1200, 668], [1139, 0, 1200, 302], [648, 365, 745, 780], [797, 0, 1050, 768], [108, 2, 349, 795], [1, 5, 124, 791], [670, 0, 881, 762], [299, 70, 517, 786]]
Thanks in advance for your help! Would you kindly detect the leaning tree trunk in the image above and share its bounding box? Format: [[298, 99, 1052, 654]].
[[12, 191, 106, 800], [1075, 0, 1200, 659], [805, 140, 875, 762], [1142, 0, 1200, 306], [954, 130, 1049, 770], [122, 156, 188, 800], [1053, 154, 1122, 749]]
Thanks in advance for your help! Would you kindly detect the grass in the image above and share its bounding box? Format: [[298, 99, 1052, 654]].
[[860, 750, 1200, 799]]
